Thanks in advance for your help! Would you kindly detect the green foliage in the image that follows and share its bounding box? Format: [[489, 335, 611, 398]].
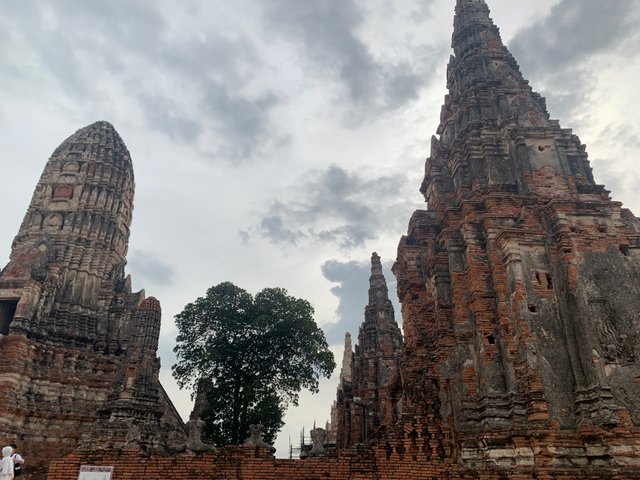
[[172, 282, 336, 447]]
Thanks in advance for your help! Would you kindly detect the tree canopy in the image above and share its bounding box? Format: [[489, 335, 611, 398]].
[[172, 282, 336, 447]]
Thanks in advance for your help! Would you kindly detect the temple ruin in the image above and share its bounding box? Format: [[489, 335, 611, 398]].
[[7, 0, 640, 478], [392, 0, 640, 472], [332, 253, 403, 448], [0, 121, 186, 476]]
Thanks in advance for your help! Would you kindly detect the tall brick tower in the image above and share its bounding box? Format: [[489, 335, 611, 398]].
[[0, 122, 185, 473], [336, 253, 403, 447], [393, 0, 640, 470]]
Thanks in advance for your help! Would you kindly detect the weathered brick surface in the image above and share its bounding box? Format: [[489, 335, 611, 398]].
[[47, 439, 640, 480], [0, 122, 186, 478], [334, 253, 403, 448], [392, 0, 640, 474]]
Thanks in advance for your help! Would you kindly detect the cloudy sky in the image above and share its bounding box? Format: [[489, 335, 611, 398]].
[[1, 0, 639, 455]]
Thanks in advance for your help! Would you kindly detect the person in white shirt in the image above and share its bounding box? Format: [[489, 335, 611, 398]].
[[0, 446, 14, 480], [8, 445, 22, 477]]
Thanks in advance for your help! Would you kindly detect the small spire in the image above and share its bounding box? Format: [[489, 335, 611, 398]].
[[371, 252, 383, 276], [452, 0, 504, 58], [339, 332, 353, 384], [368, 252, 389, 307], [445, 0, 528, 104]]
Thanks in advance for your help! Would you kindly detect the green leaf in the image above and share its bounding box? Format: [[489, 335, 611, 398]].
[[172, 281, 336, 447]]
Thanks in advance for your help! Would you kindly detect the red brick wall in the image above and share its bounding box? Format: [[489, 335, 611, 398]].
[[47, 441, 640, 480]]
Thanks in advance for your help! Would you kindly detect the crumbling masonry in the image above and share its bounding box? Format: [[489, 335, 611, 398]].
[[0, 122, 186, 477], [333, 253, 403, 448], [17, 0, 640, 478], [392, 0, 640, 472]]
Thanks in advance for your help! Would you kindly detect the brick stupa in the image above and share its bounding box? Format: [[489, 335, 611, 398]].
[[334, 253, 403, 448], [393, 0, 640, 471], [0, 122, 186, 475]]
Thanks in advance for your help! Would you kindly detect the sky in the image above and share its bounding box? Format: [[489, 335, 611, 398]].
[[1, 0, 639, 456]]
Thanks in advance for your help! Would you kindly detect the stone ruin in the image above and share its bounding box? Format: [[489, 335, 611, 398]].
[[7, 0, 640, 478], [0, 121, 187, 476], [330, 0, 640, 475], [331, 253, 403, 448], [244, 424, 276, 454], [391, 0, 640, 472]]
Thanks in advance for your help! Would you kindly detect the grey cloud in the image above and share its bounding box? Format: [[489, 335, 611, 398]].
[[321, 259, 369, 344], [252, 164, 411, 250], [591, 161, 623, 200], [510, 0, 638, 73], [37, 33, 92, 100], [263, 0, 434, 120], [591, 156, 638, 206], [614, 129, 640, 151], [138, 93, 203, 143], [57, 0, 167, 46], [0, 1, 164, 101], [0, 0, 282, 163], [383, 64, 424, 109], [410, 1, 435, 21], [509, 0, 640, 120], [597, 123, 640, 151], [160, 35, 257, 86], [129, 251, 176, 287], [315, 225, 373, 250], [585, 122, 640, 203], [201, 80, 281, 161], [265, 0, 376, 100], [1, 0, 167, 86], [259, 215, 305, 245], [321, 257, 401, 345]]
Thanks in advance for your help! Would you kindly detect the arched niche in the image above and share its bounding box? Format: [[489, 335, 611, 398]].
[[53, 185, 73, 200], [0, 298, 19, 335]]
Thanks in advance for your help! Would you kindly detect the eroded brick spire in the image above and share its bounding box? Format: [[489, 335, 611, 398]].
[[339, 332, 353, 384], [3, 121, 136, 341], [368, 252, 390, 309], [448, 0, 528, 100], [0, 122, 186, 468], [422, 0, 597, 211], [394, 0, 640, 471], [334, 253, 403, 446], [453, 0, 504, 56]]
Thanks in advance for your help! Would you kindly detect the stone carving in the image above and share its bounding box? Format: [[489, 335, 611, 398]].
[[124, 420, 144, 447], [309, 428, 326, 456], [244, 424, 276, 453], [186, 419, 214, 453]]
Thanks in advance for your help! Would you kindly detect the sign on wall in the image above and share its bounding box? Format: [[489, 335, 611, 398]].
[[77, 465, 114, 480]]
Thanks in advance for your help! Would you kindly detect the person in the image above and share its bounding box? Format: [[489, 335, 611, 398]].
[[0, 446, 14, 480], [9, 446, 22, 477]]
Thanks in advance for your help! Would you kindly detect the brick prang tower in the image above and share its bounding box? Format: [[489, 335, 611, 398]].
[[336, 253, 403, 447], [0, 122, 186, 475], [393, 0, 640, 469]]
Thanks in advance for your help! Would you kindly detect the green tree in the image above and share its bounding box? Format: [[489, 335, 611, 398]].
[[172, 282, 336, 447]]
